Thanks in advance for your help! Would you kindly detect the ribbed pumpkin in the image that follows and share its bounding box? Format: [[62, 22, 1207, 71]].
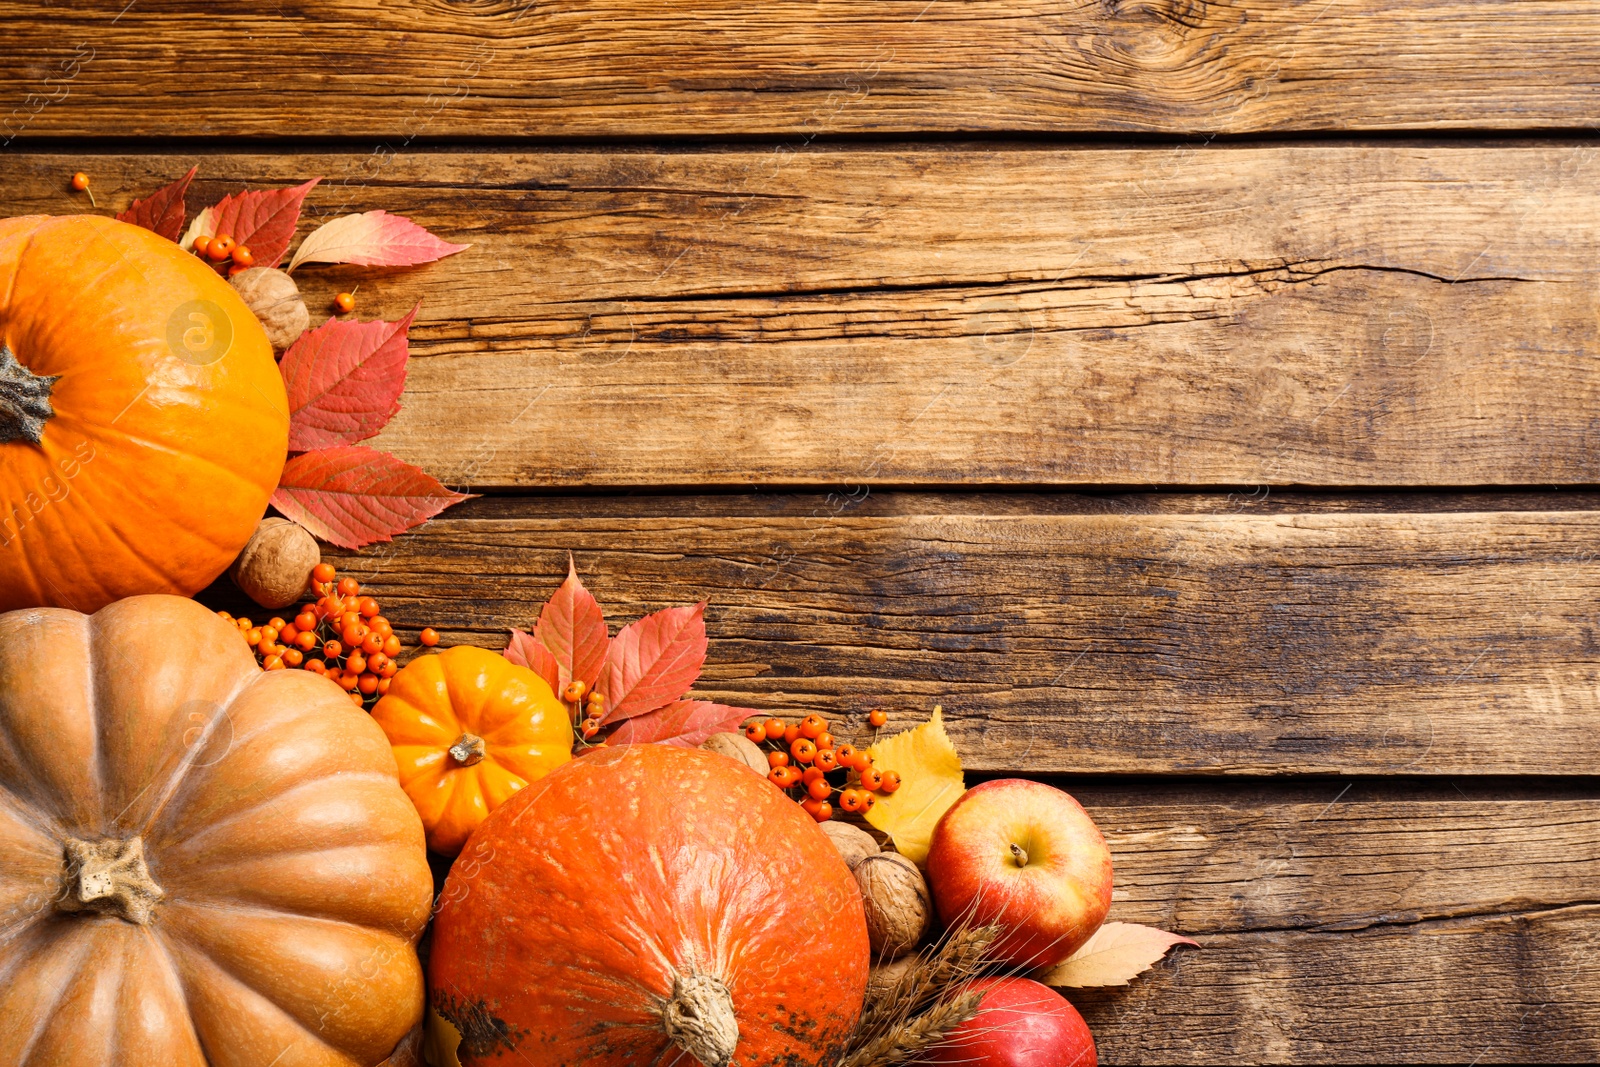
[[0, 214, 287, 614], [369, 645, 573, 855], [0, 595, 432, 1065], [429, 744, 870, 1066]]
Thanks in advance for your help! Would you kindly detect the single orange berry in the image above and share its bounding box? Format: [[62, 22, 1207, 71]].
[[790, 737, 817, 763], [379, 660, 398, 678], [368, 652, 390, 673], [207, 235, 235, 262], [283, 648, 304, 667], [312, 563, 336, 584], [581, 716, 600, 736], [861, 792, 877, 811], [816, 732, 833, 751], [783, 724, 801, 745], [245, 627, 263, 646], [419, 628, 440, 647], [70, 171, 89, 191], [294, 611, 317, 632], [802, 766, 826, 786], [780, 766, 805, 788], [814, 748, 839, 772], [563, 680, 588, 702], [800, 714, 827, 739], [235, 617, 252, 631], [349, 691, 365, 706], [835, 743, 858, 768], [361, 632, 383, 655], [342, 595, 362, 614], [338, 672, 360, 692], [869, 708, 887, 728], [346, 652, 367, 675], [377, 677, 391, 695], [860, 766, 883, 791], [263, 654, 285, 671], [358, 673, 379, 695], [767, 767, 790, 788], [306, 658, 327, 674], [383, 635, 402, 657], [337, 577, 361, 596], [227, 264, 249, 278], [193, 235, 212, 257], [323, 640, 343, 659], [763, 718, 785, 740], [334, 291, 356, 313], [839, 789, 863, 813], [806, 777, 832, 801], [745, 722, 767, 743], [357, 596, 379, 618], [217, 610, 232, 621], [294, 631, 317, 652], [342, 625, 367, 647], [766, 751, 789, 769], [267, 617, 286, 630], [232, 244, 255, 268], [279, 623, 299, 643], [801, 798, 832, 822], [880, 770, 903, 793], [370, 615, 392, 635]]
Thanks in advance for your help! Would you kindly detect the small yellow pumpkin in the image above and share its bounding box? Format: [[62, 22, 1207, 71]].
[[370, 646, 572, 854]]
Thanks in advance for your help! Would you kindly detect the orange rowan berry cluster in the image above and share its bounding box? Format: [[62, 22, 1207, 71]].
[[561, 680, 609, 743], [191, 233, 258, 278], [217, 563, 435, 708], [746, 712, 902, 823]]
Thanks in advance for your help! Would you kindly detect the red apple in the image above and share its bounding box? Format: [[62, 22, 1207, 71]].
[[925, 779, 1113, 968], [924, 976, 1096, 1067]]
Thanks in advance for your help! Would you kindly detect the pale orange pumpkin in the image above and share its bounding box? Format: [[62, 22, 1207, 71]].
[[428, 744, 870, 1066], [0, 595, 432, 1065], [0, 214, 288, 614], [370, 645, 573, 855]]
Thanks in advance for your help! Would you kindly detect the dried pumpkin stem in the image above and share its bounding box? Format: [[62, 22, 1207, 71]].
[[57, 836, 164, 925], [0, 344, 58, 447], [661, 972, 739, 1067], [449, 733, 488, 767]]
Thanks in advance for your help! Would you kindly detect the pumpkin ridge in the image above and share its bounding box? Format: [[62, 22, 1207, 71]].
[[77, 422, 283, 535], [159, 894, 422, 944], [6, 920, 97, 1065], [147, 770, 407, 856]]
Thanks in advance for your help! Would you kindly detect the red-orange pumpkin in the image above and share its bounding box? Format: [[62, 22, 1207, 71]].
[[0, 214, 287, 613], [428, 744, 870, 1066]]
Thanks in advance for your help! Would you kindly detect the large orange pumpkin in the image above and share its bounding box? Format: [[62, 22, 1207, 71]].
[[0, 595, 433, 1065], [370, 645, 573, 855], [0, 214, 288, 613], [429, 744, 870, 1066]]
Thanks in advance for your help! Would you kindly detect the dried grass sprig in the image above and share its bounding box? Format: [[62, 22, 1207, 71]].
[[840, 987, 984, 1067]]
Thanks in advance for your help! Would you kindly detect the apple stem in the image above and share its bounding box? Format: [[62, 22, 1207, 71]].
[[1009, 843, 1029, 868]]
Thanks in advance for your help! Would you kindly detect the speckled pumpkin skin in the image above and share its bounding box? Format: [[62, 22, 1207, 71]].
[[428, 744, 870, 1066]]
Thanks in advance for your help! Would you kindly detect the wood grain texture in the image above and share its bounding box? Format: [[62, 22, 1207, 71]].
[[6, 146, 1599, 488], [274, 500, 1600, 775], [1077, 795, 1600, 1061], [5, 2, 1600, 138]]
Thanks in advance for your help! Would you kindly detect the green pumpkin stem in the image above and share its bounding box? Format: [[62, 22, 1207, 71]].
[[0, 344, 57, 447]]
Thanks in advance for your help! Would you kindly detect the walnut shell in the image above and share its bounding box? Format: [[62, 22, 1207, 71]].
[[229, 517, 320, 609], [230, 267, 310, 351], [819, 820, 880, 870], [854, 852, 933, 960], [699, 732, 768, 777], [864, 956, 918, 1005]]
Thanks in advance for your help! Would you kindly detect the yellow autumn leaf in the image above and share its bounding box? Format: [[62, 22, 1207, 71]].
[[425, 1006, 462, 1067], [864, 705, 965, 863]]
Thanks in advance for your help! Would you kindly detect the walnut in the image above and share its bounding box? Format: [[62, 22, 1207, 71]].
[[699, 732, 768, 777], [854, 852, 933, 959], [865, 956, 918, 1005], [229, 518, 320, 609], [819, 820, 880, 870], [230, 267, 310, 351]]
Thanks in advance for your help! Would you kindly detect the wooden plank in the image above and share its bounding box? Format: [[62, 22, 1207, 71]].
[[1076, 793, 1600, 1060], [236, 500, 1600, 776], [5, 2, 1600, 138], [7, 146, 1599, 489]]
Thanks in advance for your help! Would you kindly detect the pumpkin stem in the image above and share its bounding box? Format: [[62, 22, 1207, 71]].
[[0, 344, 58, 447], [449, 733, 488, 767], [661, 972, 739, 1067], [57, 836, 164, 925]]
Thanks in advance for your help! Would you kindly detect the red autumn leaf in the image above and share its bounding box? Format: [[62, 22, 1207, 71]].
[[116, 166, 197, 242], [281, 307, 416, 451], [532, 556, 610, 695], [606, 700, 754, 748], [505, 627, 562, 697], [198, 178, 321, 268], [597, 602, 707, 723], [288, 210, 470, 273], [270, 446, 472, 550]]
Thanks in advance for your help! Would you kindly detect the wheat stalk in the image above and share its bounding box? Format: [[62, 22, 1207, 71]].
[[840, 987, 984, 1067]]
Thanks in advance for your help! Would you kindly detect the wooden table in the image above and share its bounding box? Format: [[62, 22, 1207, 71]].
[[5, 3, 1598, 1061]]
